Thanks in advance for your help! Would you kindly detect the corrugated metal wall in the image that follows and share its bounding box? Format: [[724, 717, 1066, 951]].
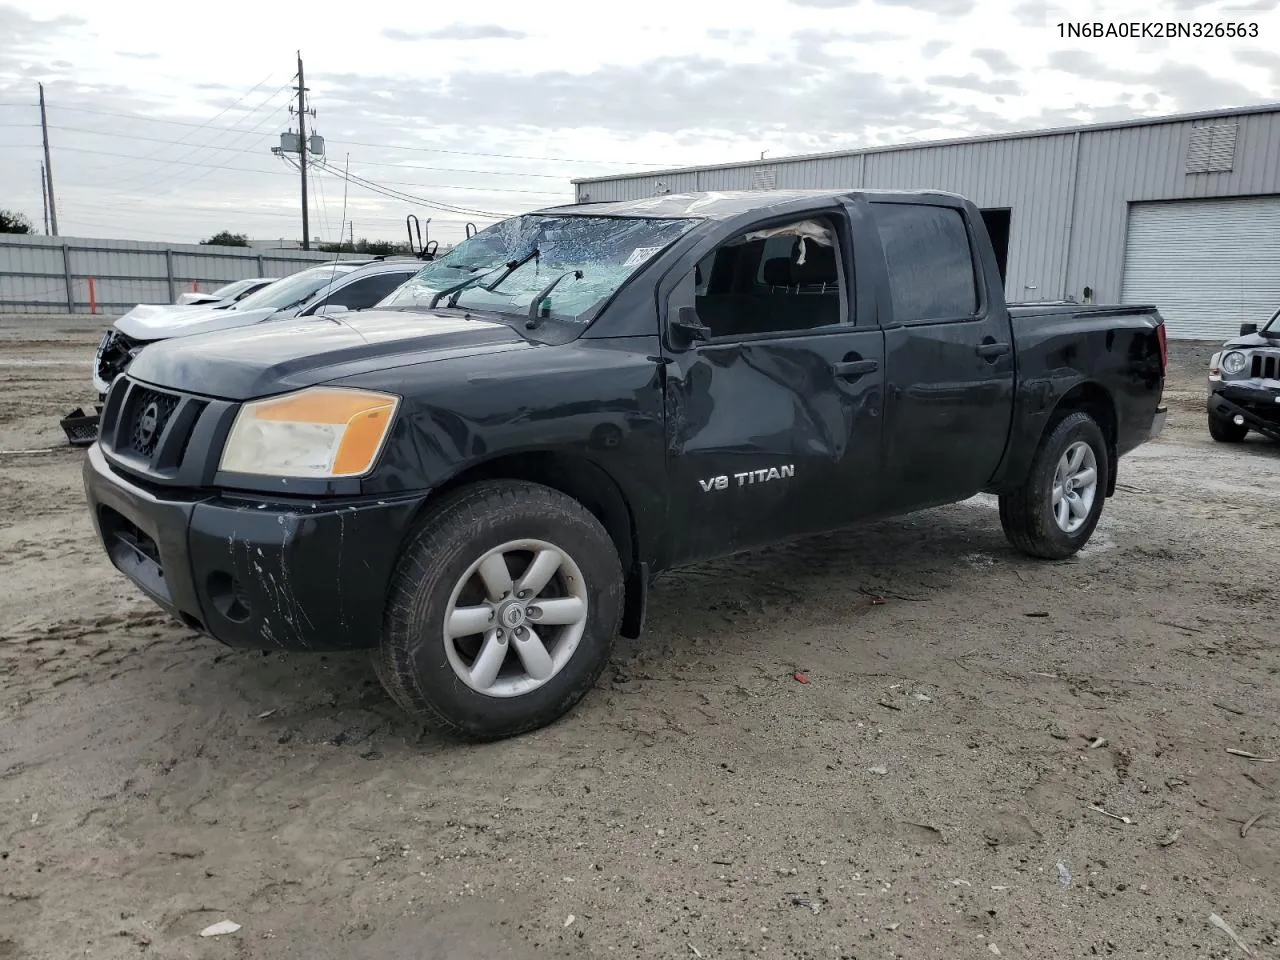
[[1068, 111, 1280, 301], [575, 109, 1280, 332], [1120, 196, 1280, 339], [0, 234, 364, 314]]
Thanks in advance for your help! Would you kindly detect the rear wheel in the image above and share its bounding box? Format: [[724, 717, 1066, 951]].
[[377, 480, 624, 741], [999, 410, 1109, 560], [1207, 410, 1248, 443]]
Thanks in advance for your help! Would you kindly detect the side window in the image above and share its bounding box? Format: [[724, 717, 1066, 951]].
[[869, 203, 978, 323], [323, 272, 414, 310], [688, 216, 849, 339]]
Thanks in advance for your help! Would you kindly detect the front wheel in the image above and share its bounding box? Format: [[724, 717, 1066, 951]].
[[376, 480, 624, 741], [1207, 410, 1248, 443], [999, 410, 1110, 560]]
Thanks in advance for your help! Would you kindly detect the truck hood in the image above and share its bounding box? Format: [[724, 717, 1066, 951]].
[[115, 303, 282, 341], [124, 308, 530, 400]]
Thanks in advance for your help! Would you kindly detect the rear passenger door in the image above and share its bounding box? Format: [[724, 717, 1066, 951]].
[[867, 198, 1015, 512], [659, 204, 887, 567]]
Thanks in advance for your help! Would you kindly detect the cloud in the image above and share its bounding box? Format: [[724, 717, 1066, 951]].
[[1047, 50, 1261, 112], [875, 0, 976, 14], [0, 5, 85, 46], [926, 72, 1023, 95], [1010, 1, 1063, 26], [1, 0, 1276, 249], [1222, 0, 1278, 8], [323, 55, 958, 140], [382, 24, 527, 41], [972, 48, 1016, 75]]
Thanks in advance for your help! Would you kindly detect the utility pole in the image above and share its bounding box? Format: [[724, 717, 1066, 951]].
[[39, 163, 49, 234], [38, 83, 58, 236], [296, 52, 309, 250]]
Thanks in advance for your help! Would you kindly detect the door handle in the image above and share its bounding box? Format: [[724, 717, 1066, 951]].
[[976, 341, 1011, 360], [832, 358, 879, 378]]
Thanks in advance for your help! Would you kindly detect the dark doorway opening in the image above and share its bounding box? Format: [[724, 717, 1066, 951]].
[[980, 208, 1011, 287]]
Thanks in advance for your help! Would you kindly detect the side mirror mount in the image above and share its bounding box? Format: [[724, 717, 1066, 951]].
[[670, 305, 710, 347], [316, 303, 350, 316], [1241, 322, 1258, 336]]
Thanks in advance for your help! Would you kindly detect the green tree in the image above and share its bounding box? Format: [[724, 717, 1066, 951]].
[[201, 230, 249, 247], [317, 237, 413, 256], [0, 209, 34, 234]]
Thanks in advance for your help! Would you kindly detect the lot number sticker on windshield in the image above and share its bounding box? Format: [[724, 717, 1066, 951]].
[[623, 246, 664, 266]]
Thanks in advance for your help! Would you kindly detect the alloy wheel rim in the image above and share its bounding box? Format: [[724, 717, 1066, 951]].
[[442, 538, 590, 698], [1051, 440, 1098, 534]]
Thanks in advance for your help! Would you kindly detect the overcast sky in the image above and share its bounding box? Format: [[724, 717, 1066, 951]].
[[2, 0, 1278, 247]]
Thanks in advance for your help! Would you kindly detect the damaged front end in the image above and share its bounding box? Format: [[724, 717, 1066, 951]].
[[62, 329, 146, 447], [1208, 338, 1280, 442], [94, 328, 144, 398]]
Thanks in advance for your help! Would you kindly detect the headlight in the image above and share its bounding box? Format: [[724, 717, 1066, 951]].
[[219, 386, 400, 479], [1221, 351, 1248, 375]]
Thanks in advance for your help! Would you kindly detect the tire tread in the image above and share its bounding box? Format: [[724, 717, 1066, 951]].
[[999, 410, 1108, 561], [376, 479, 623, 741]]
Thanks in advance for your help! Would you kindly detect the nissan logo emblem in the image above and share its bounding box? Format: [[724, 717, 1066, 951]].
[[137, 402, 160, 446]]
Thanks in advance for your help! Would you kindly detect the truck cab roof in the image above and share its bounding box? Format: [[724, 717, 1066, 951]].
[[537, 188, 970, 221]]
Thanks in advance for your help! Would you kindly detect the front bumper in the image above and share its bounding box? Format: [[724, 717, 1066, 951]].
[[1209, 382, 1280, 440], [83, 443, 428, 651]]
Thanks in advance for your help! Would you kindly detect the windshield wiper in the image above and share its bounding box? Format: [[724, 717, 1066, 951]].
[[427, 265, 506, 309], [526, 270, 582, 328], [481, 247, 540, 293], [441, 247, 540, 309]]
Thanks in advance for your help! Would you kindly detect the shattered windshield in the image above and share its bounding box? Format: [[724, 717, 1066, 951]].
[[376, 214, 701, 322]]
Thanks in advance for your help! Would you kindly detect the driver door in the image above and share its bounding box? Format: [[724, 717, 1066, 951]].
[[659, 204, 887, 567]]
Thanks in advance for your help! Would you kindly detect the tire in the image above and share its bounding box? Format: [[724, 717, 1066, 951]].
[[999, 410, 1110, 561], [377, 479, 624, 741], [1207, 410, 1248, 443]]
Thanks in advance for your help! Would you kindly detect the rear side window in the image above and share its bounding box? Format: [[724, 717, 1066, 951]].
[[870, 203, 978, 323], [326, 271, 414, 310]]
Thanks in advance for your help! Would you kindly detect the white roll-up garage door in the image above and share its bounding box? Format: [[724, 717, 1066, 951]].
[[1120, 195, 1280, 340]]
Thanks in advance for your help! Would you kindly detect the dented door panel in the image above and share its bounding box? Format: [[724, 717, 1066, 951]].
[[662, 330, 885, 566]]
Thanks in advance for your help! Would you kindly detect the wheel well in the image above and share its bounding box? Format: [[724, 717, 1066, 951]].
[[1050, 382, 1118, 496], [424, 452, 646, 637]]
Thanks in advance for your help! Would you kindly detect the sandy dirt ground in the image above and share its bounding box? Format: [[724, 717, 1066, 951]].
[[1, 315, 1278, 960]]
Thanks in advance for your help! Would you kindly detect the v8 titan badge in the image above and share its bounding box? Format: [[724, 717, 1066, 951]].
[[699, 464, 795, 492]]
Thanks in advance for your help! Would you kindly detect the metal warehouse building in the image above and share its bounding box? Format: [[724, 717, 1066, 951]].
[[572, 103, 1280, 341]]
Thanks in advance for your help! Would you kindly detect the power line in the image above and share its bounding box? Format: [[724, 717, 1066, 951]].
[[142, 90, 296, 197], [9, 136, 569, 197], [101, 82, 294, 192], [8, 101, 671, 166], [307, 155, 509, 219], [39, 122, 587, 181]]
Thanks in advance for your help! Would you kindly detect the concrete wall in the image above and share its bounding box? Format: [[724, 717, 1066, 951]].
[[0, 234, 364, 314], [573, 107, 1280, 316]]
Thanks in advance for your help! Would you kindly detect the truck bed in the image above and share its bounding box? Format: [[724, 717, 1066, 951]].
[[1007, 301, 1161, 321]]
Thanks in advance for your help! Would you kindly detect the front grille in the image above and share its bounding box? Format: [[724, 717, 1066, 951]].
[[127, 388, 180, 458], [100, 375, 228, 486], [1250, 352, 1280, 380]]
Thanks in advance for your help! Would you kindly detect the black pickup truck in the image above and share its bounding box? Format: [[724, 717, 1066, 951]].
[[82, 189, 1167, 740]]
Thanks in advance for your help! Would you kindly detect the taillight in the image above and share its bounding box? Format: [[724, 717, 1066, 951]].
[[1156, 323, 1167, 374]]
